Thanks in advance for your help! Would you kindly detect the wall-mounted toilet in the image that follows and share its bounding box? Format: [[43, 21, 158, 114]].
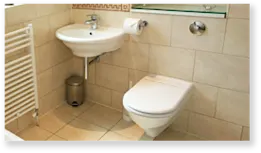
[[123, 74, 193, 138]]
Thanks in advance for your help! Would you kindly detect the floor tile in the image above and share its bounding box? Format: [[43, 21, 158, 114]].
[[99, 131, 132, 141], [155, 128, 203, 141], [17, 126, 52, 141], [47, 134, 67, 141], [55, 118, 107, 141], [39, 108, 75, 133], [55, 101, 94, 117], [77, 104, 122, 129], [111, 119, 144, 140]]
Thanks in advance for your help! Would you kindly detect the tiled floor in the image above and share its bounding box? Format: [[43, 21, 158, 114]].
[[17, 102, 203, 141]]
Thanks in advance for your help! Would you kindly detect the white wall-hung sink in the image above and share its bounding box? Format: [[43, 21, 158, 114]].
[[56, 24, 125, 57]]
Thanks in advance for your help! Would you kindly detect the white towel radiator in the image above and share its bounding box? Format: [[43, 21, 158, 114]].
[[5, 24, 39, 125]]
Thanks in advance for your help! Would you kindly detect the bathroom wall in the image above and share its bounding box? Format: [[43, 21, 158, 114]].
[[72, 4, 250, 140], [5, 4, 75, 133]]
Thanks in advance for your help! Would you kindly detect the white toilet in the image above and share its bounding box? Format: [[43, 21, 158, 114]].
[[123, 74, 193, 138]]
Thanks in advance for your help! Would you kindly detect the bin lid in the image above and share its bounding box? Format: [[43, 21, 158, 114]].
[[66, 76, 84, 86]]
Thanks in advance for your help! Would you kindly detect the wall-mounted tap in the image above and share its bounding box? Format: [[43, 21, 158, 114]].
[[84, 14, 99, 30]]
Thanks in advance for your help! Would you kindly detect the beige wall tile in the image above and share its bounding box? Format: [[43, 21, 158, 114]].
[[171, 16, 226, 53], [52, 59, 73, 90], [130, 13, 172, 46], [86, 84, 111, 106], [17, 126, 52, 141], [216, 89, 249, 126], [5, 4, 38, 26], [35, 41, 56, 74], [228, 4, 249, 19], [51, 85, 66, 107], [186, 83, 218, 116], [149, 45, 195, 81], [111, 91, 124, 111], [52, 39, 73, 66], [72, 9, 95, 23], [49, 10, 71, 39], [111, 42, 149, 71], [223, 19, 249, 57], [56, 118, 107, 141], [39, 86, 65, 116], [241, 126, 250, 140], [188, 112, 242, 140], [99, 52, 112, 64], [88, 63, 96, 84], [128, 69, 148, 87], [37, 68, 53, 98], [170, 110, 189, 132], [5, 120, 19, 134], [77, 104, 122, 129], [193, 51, 249, 92], [5, 23, 25, 33], [96, 63, 129, 92], [72, 56, 84, 77], [39, 92, 53, 115], [95, 10, 130, 28], [29, 16, 52, 47], [17, 111, 35, 131], [36, 4, 70, 17]]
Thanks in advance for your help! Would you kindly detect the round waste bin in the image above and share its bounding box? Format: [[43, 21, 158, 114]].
[[66, 76, 84, 107]]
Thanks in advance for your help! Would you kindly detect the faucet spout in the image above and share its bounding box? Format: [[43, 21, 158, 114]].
[[84, 14, 99, 30]]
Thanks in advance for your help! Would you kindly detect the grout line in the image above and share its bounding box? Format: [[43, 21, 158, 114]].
[[87, 99, 123, 113], [221, 17, 229, 54], [213, 88, 220, 117], [74, 103, 122, 130], [109, 117, 123, 130], [186, 111, 191, 133], [194, 49, 249, 59], [169, 15, 174, 46], [97, 130, 109, 141], [239, 126, 244, 140], [191, 50, 197, 81], [98, 117, 124, 141], [190, 111, 246, 127], [192, 80, 249, 94], [145, 42, 250, 59], [147, 44, 151, 73], [170, 128, 205, 140], [45, 133, 55, 141]]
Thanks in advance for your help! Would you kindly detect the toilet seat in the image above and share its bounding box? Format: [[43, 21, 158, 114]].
[[123, 74, 192, 116], [124, 103, 175, 118]]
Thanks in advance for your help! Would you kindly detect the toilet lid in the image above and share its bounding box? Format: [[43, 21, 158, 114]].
[[123, 75, 193, 114]]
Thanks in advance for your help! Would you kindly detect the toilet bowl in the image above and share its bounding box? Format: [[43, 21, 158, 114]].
[[123, 74, 193, 138]]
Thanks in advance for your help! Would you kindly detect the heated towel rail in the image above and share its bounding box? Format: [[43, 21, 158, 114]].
[[5, 24, 39, 125]]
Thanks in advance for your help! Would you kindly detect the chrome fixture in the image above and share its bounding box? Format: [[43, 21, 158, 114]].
[[189, 21, 206, 35], [202, 4, 216, 11], [85, 14, 99, 30]]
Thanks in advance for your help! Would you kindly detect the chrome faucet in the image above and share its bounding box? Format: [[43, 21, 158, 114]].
[[84, 14, 99, 30]]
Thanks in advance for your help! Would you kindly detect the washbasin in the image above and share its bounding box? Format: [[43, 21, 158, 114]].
[[56, 24, 124, 57]]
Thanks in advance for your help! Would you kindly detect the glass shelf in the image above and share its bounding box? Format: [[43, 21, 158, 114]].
[[131, 4, 227, 18]]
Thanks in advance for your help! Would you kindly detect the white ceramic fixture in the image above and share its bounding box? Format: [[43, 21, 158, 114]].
[[56, 24, 124, 57], [123, 75, 193, 138], [5, 129, 23, 141]]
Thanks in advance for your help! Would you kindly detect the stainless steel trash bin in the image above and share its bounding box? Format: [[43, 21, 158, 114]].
[[66, 76, 84, 106]]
